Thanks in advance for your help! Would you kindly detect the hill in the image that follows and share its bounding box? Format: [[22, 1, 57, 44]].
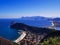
[[10, 22, 54, 34], [10, 22, 56, 45]]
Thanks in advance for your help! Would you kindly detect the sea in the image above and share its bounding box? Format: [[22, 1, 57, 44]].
[[0, 19, 20, 41], [0, 19, 60, 41]]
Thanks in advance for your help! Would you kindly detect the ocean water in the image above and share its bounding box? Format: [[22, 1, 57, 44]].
[[0, 19, 51, 41], [0, 19, 59, 41], [0, 19, 20, 41], [15, 19, 51, 27]]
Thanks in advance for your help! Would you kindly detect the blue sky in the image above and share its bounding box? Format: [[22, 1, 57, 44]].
[[0, 0, 60, 18]]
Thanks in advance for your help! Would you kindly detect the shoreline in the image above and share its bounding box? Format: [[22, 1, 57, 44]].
[[14, 31, 26, 43]]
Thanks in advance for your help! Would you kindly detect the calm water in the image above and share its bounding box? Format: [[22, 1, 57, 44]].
[[0, 19, 59, 41], [0, 19, 20, 41], [0, 19, 51, 41]]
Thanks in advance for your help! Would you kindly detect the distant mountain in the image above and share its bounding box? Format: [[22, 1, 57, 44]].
[[20, 16, 49, 20], [53, 18, 60, 21], [15, 16, 51, 27], [14, 16, 60, 28], [20, 16, 60, 21]]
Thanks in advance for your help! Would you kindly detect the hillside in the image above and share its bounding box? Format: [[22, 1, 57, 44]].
[[10, 22, 54, 34], [39, 30, 60, 45], [0, 37, 18, 45], [10, 22, 56, 45]]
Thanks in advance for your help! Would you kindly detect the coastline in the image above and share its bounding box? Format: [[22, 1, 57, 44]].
[[14, 31, 26, 43]]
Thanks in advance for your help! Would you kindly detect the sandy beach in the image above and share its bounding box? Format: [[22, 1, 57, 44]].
[[14, 31, 26, 43]]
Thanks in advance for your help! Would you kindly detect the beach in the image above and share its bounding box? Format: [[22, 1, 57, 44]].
[[14, 31, 26, 43]]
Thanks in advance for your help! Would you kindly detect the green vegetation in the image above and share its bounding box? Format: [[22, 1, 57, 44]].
[[38, 36, 60, 45]]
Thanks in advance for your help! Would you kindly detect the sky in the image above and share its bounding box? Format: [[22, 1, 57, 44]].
[[0, 0, 60, 18]]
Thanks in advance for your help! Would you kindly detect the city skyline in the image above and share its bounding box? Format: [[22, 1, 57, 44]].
[[0, 0, 60, 18]]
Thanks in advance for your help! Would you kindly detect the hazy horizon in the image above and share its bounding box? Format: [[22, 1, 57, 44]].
[[0, 15, 60, 19], [0, 0, 60, 18]]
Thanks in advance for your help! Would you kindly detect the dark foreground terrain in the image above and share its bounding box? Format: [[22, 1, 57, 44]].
[[0, 37, 18, 45]]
